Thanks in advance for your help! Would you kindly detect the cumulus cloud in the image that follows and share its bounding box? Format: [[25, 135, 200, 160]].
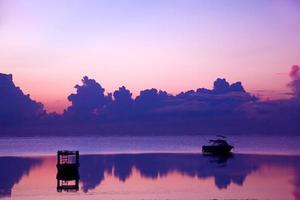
[[166, 78, 255, 115], [288, 65, 300, 97], [213, 78, 231, 94], [1, 67, 300, 135], [113, 86, 133, 105], [135, 88, 171, 113], [0, 73, 44, 126], [105, 86, 134, 118], [290, 65, 300, 79], [196, 78, 246, 95], [64, 76, 112, 120]]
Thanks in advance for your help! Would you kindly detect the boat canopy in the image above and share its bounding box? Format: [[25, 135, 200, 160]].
[[209, 139, 229, 145]]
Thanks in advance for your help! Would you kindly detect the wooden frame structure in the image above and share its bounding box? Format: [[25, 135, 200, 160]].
[[56, 150, 80, 192]]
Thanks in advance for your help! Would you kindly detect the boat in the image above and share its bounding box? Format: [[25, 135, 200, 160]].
[[202, 136, 233, 155]]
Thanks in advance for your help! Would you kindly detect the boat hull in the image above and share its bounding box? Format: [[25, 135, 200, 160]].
[[202, 145, 233, 155]]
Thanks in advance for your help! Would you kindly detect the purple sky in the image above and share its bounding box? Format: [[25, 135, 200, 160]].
[[0, 0, 300, 113]]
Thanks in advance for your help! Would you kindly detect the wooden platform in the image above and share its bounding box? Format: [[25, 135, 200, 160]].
[[56, 150, 80, 192]]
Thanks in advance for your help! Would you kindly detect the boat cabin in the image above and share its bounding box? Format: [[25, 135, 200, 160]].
[[209, 139, 230, 146]]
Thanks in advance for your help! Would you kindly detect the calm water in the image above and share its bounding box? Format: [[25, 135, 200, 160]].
[[0, 135, 300, 156], [0, 136, 300, 200], [0, 153, 299, 200]]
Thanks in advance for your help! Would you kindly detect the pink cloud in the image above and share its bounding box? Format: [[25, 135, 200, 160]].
[[288, 65, 300, 97], [289, 65, 300, 80]]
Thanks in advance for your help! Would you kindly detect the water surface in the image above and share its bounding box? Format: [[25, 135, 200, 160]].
[[1, 136, 300, 199], [0, 135, 300, 156], [0, 153, 299, 200]]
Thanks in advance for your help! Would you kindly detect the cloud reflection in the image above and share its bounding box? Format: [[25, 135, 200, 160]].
[[79, 153, 300, 192], [0, 157, 42, 197]]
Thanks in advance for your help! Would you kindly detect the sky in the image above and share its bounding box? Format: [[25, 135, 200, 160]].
[[0, 0, 300, 113]]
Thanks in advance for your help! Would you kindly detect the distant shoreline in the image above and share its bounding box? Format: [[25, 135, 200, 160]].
[[1, 152, 300, 158]]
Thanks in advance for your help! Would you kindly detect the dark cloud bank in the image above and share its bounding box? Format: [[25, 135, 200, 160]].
[[0, 65, 300, 136]]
